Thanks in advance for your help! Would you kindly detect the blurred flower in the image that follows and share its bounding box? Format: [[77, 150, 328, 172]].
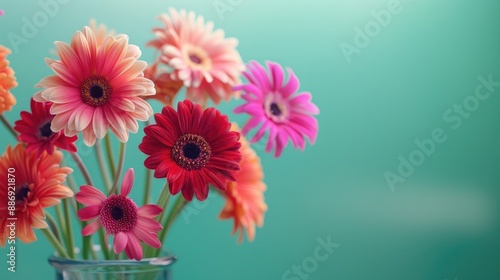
[[148, 9, 244, 106], [0, 45, 17, 114], [219, 123, 267, 242], [234, 61, 320, 158], [34, 26, 155, 146], [76, 169, 162, 261], [15, 99, 78, 156], [143, 63, 183, 107], [0, 144, 73, 246], [89, 18, 116, 48], [139, 100, 242, 201]]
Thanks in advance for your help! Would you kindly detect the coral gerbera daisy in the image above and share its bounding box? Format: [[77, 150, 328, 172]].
[[139, 99, 242, 201], [76, 168, 162, 261], [34, 26, 155, 146], [15, 99, 78, 156], [143, 63, 183, 107], [219, 123, 267, 242], [0, 45, 18, 114], [234, 61, 320, 158], [148, 9, 244, 106], [0, 144, 73, 246]]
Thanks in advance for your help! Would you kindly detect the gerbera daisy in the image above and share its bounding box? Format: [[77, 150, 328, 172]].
[[15, 99, 78, 156], [76, 168, 162, 261], [143, 63, 183, 107], [139, 99, 242, 201], [219, 123, 267, 242], [0, 144, 73, 246], [0, 45, 17, 114], [147, 8, 244, 106], [234, 61, 320, 158], [34, 26, 155, 146]]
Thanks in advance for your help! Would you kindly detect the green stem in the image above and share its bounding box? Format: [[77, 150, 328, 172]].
[[65, 174, 78, 214], [142, 119, 152, 205], [63, 199, 76, 259], [144, 183, 169, 257], [46, 212, 62, 243], [104, 134, 117, 181], [154, 195, 188, 256], [155, 184, 171, 225], [143, 168, 152, 205], [55, 204, 68, 255], [98, 228, 111, 260], [108, 142, 126, 195], [95, 139, 112, 192], [41, 228, 70, 259], [70, 152, 94, 186], [0, 114, 17, 139], [55, 204, 67, 237]]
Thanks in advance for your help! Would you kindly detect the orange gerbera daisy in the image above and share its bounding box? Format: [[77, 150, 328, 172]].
[[143, 63, 183, 107], [0, 144, 73, 246], [0, 45, 18, 114], [219, 123, 267, 242]]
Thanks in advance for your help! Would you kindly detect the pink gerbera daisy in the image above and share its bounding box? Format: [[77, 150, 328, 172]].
[[148, 9, 244, 106], [234, 61, 320, 158], [76, 169, 162, 260], [139, 100, 242, 201], [34, 26, 155, 146], [15, 99, 78, 156]]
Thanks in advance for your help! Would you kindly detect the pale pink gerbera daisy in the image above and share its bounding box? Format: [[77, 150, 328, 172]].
[[148, 9, 244, 106], [234, 61, 320, 158], [76, 169, 162, 260], [34, 26, 155, 146]]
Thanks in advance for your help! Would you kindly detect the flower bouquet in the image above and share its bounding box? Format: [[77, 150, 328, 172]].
[[0, 8, 319, 279]]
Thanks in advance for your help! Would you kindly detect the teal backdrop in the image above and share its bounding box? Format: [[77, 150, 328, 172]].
[[1, 0, 500, 279]]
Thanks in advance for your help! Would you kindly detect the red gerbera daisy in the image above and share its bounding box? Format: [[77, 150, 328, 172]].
[[15, 99, 78, 156], [139, 100, 242, 201]]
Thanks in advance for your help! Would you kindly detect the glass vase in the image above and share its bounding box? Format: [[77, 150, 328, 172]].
[[48, 253, 176, 280]]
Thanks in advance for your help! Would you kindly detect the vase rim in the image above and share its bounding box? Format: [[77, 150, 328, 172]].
[[48, 252, 176, 267]]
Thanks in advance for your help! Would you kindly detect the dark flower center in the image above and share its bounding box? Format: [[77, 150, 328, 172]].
[[189, 54, 202, 65], [81, 75, 112, 107], [171, 134, 212, 170], [270, 103, 282, 116], [15, 185, 30, 203], [39, 122, 53, 138], [99, 195, 138, 234], [183, 143, 201, 159], [90, 85, 104, 99], [111, 206, 124, 220]]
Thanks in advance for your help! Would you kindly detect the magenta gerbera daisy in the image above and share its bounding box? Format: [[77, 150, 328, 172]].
[[148, 9, 244, 106], [76, 169, 162, 260], [34, 26, 155, 146], [234, 61, 320, 158], [14, 99, 78, 156], [139, 99, 242, 201]]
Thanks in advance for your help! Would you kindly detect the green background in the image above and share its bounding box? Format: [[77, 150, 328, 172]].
[[1, 0, 500, 279]]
